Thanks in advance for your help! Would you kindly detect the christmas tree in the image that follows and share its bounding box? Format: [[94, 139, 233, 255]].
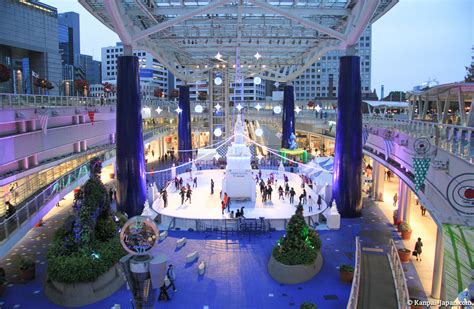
[[272, 209, 322, 265]]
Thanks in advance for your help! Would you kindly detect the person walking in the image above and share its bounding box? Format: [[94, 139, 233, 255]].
[[185, 188, 192, 204], [420, 205, 427, 216], [317, 194, 322, 210], [109, 188, 114, 201], [285, 183, 290, 197], [278, 186, 284, 200], [221, 200, 226, 215], [414, 238, 423, 261], [302, 189, 307, 204], [211, 179, 214, 194], [166, 265, 177, 292], [289, 188, 296, 204], [267, 185, 273, 201], [193, 177, 198, 188], [180, 187, 186, 205], [161, 189, 168, 208], [227, 196, 231, 212], [393, 193, 398, 207], [308, 195, 314, 212]]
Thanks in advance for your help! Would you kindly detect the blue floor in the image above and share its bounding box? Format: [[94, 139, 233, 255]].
[[1, 222, 359, 309]]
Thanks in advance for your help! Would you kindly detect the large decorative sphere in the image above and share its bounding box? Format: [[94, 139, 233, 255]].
[[273, 106, 282, 114], [214, 127, 222, 137], [195, 104, 203, 113], [214, 76, 223, 85], [120, 216, 159, 255]]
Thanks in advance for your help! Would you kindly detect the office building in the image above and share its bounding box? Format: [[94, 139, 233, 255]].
[[0, 0, 62, 95]]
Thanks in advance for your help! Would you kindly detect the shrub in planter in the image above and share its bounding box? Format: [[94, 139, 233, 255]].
[[19, 256, 36, 281], [47, 159, 124, 284], [400, 221, 412, 240], [0, 267, 6, 296], [272, 212, 321, 265], [300, 302, 317, 309], [398, 248, 411, 263], [339, 264, 354, 283]]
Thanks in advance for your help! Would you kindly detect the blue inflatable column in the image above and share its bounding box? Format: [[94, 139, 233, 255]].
[[281, 85, 295, 149], [115, 56, 146, 217], [332, 56, 363, 218], [178, 85, 192, 162]]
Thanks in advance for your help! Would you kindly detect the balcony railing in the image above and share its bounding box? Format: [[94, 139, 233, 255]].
[[347, 236, 361, 309], [388, 239, 410, 309]]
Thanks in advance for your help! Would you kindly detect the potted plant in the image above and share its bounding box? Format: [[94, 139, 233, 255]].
[[339, 264, 354, 283], [19, 256, 36, 281], [400, 221, 412, 240], [0, 267, 6, 296], [398, 248, 411, 263], [301, 302, 317, 309]]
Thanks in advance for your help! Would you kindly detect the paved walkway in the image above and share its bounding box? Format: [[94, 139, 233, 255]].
[[375, 176, 436, 300]]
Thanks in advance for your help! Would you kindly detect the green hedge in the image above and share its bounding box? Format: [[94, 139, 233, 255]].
[[47, 237, 125, 283]]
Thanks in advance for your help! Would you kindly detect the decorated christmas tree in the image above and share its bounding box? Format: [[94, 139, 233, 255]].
[[288, 133, 298, 150], [272, 209, 322, 265]]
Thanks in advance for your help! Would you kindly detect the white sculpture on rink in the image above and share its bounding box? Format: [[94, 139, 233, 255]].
[[326, 201, 341, 230], [221, 113, 256, 201]]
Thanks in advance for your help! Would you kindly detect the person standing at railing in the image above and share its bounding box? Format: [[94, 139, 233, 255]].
[[5, 201, 15, 219]]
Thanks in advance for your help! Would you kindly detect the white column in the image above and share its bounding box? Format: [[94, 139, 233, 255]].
[[373, 162, 385, 201], [73, 142, 81, 153], [402, 183, 411, 223], [27, 119, 37, 131], [29, 154, 39, 167], [19, 157, 29, 170], [397, 179, 404, 221], [431, 225, 444, 299], [16, 120, 26, 133], [80, 140, 87, 152]]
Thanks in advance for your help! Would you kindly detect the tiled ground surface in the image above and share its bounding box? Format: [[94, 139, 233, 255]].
[[0, 192, 429, 309]]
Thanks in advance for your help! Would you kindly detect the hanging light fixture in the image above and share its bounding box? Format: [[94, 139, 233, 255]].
[[195, 104, 203, 113], [214, 76, 223, 85], [155, 107, 163, 114], [236, 103, 243, 112], [213, 127, 222, 137], [215, 103, 222, 112], [273, 106, 282, 114], [254, 76, 262, 85], [254, 52, 262, 60], [175, 107, 183, 114], [255, 128, 263, 137], [255, 103, 262, 111], [294, 106, 301, 114], [215, 52, 222, 60]]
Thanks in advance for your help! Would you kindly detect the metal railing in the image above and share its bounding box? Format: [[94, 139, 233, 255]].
[[1, 125, 174, 217], [363, 115, 474, 163], [0, 159, 93, 244], [0, 146, 116, 215], [347, 237, 361, 309], [388, 239, 410, 309]]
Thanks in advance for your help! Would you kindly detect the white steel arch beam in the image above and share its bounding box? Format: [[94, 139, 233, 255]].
[[104, 0, 134, 45], [132, 0, 233, 42], [344, 0, 379, 47], [248, 0, 347, 41]]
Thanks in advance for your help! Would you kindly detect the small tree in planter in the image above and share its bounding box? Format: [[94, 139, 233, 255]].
[[397, 248, 411, 263], [339, 264, 354, 283], [400, 221, 412, 240], [273, 212, 321, 265], [0, 267, 6, 296], [301, 302, 317, 309], [19, 256, 36, 281]]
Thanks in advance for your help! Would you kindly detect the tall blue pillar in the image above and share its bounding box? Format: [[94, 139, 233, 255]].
[[281, 85, 295, 149], [115, 56, 146, 217], [332, 56, 363, 218], [178, 85, 192, 162]]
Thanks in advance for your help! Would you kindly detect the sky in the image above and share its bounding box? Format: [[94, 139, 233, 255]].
[[44, 0, 473, 95]]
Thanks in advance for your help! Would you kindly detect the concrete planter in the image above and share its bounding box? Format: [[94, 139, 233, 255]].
[[401, 230, 412, 240], [268, 252, 323, 284], [44, 264, 124, 307], [339, 271, 354, 283], [398, 249, 411, 263]]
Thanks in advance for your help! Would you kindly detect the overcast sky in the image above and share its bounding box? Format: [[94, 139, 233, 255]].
[[44, 0, 472, 95]]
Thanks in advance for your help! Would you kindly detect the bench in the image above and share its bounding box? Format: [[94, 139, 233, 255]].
[[198, 261, 206, 275], [159, 231, 168, 241], [176, 237, 187, 248], [186, 251, 199, 263]]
